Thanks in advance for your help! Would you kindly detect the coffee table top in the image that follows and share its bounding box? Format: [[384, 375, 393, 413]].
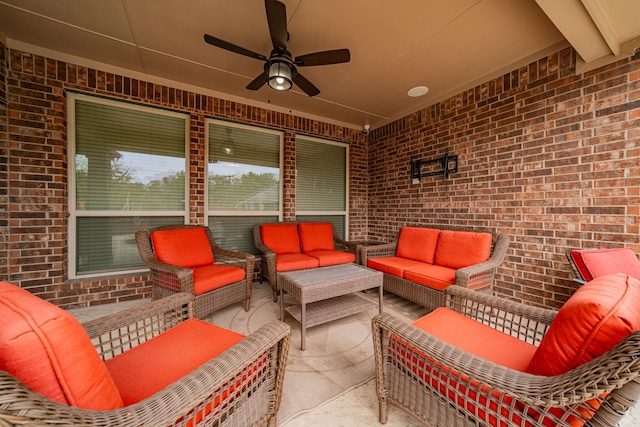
[[278, 263, 382, 303]]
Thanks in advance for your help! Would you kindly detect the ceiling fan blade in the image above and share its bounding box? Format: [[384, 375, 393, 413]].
[[204, 34, 266, 61], [295, 49, 351, 66], [293, 72, 320, 97], [246, 72, 269, 90], [265, 0, 288, 50]]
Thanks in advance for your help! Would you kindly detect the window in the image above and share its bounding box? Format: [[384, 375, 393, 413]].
[[69, 93, 189, 277], [296, 136, 349, 238], [206, 119, 283, 254]]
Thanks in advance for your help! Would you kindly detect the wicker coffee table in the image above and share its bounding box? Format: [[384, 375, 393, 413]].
[[278, 263, 383, 350]]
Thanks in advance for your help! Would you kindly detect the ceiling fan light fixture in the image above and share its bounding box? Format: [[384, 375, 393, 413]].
[[268, 61, 293, 91]]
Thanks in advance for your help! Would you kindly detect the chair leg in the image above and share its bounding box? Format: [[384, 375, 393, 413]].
[[245, 299, 250, 312], [379, 401, 388, 424]]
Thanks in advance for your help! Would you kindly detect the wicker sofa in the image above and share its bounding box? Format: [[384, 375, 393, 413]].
[[361, 224, 509, 311], [372, 274, 640, 427], [0, 282, 291, 427], [253, 221, 360, 301], [136, 224, 255, 318]]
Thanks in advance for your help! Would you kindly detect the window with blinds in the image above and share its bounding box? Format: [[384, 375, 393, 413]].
[[69, 93, 188, 277], [206, 119, 283, 255], [296, 136, 349, 237]]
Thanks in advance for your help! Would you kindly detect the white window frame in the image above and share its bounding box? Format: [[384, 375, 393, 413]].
[[67, 93, 189, 279]]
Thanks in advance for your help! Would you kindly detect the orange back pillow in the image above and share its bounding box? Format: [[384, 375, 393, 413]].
[[261, 224, 301, 254], [0, 281, 124, 410], [151, 227, 215, 268], [527, 273, 640, 376], [434, 230, 492, 269], [298, 222, 335, 252], [395, 227, 441, 264]]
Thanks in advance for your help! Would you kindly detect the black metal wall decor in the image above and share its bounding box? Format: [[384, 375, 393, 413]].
[[410, 148, 458, 184]]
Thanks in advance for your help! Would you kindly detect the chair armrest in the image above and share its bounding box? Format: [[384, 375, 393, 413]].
[[212, 246, 256, 269], [360, 241, 397, 265], [0, 320, 291, 426], [444, 285, 556, 345], [372, 311, 640, 426], [82, 292, 195, 360]]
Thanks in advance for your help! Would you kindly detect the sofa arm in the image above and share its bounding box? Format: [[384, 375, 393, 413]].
[[444, 285, 556, 345], [454, 232, 510, 291], [372, 311, 640, 427], [0, 319, 291, 427], [360, 241, 398, 265]]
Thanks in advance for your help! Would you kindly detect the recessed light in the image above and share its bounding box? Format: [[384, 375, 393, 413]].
[[408, 86, 429, 97]]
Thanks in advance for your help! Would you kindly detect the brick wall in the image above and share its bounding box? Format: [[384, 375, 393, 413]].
[[369, 47, 640, 309], [0, 43, 7, 281], [2, 42, 367, 308]]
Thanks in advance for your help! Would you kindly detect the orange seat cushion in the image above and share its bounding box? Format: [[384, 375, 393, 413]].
[[395, 227, 441, 264], [105, 318, 245, 405], [192, 264, 246, 295], [298, 222, 335, 252], [151, 228, 215, 268], [367, 256, 428, 278], [412, 307, 537, 370], [569, 248, 640, 282], [261, 224, 301, 254], [0, 281, 124, 410], [403, 264, 457, 291], [305, 249, 355, 267], [275, 253, 319, 271], [527, 273, 640, 376], [434, 230, 492, 270]]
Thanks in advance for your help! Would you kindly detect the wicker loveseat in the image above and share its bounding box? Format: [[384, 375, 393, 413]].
[[0, 282, 291, 427], [372, 273, 640, 427], [361, 224, 509, 311], [136, 224, 255, 318], [253, 221, 361, 301]]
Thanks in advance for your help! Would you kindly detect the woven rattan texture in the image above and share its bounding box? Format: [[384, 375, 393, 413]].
[[253, 222, 362, 302], [0, 293, 291, 427], [372, 286, 640, 427], [136, 224, 255, 318], [361, 223, 510, 311]]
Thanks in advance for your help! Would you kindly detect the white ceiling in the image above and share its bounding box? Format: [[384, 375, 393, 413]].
[[1, 0, 639, 130]]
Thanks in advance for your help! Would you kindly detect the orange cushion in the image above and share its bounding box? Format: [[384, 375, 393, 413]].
[[275, 253, 319, 271], [403, 264, 457, 291], [151, 228, 214, 268], [192, 264, 246, 295], [0, 281, 124, 410], [367, 256, 428, 278], [412, 307, 538, 370], [569, 248, 640, 282], [261, 224, 301, 254], [434, 230, 492, 269], [527, 273, 640, 376], [305, 249, 355, 267], [396, 227, 441, 264], [105, 318, 245, 405], [298, 222, 335, 252]]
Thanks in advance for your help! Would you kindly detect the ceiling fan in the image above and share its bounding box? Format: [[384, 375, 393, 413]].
[[204, 0, 350, 97]]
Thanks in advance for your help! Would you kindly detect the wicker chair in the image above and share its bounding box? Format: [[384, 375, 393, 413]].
[[253, 221, 361, 301], [136, 224, 255, 318], [361, 224, 510, 311], [566, 247, 640, 285], [372, 284, 640, 427], [0, 291, 291, 427]]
